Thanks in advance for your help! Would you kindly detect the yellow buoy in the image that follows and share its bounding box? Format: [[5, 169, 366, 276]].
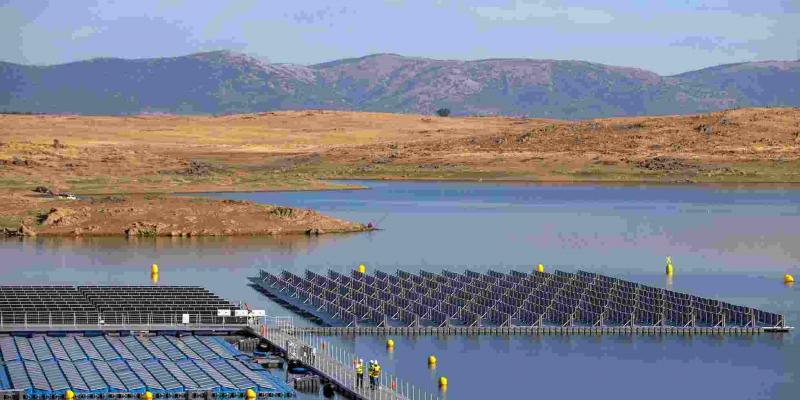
[[151, 272, 159, 284], [245, 389, 256, 400], [784, 274, 795, 284], [665, 256, 673, 276], [536, 264, 544, 273], [386, 339, 394, 349], [357, 264, 366, 274], [65, 390, 75, 400], [150, 263, 159, 274], [439, 376, 448, 387], [142, 392, 153, 400], [427, 355, 436, 366]]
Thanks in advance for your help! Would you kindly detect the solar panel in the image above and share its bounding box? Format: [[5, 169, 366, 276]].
[[89, 336, 120, 361], [127, 360, 163, 390], [0, 286, 237, 327], [161, 359, 201, 390], [5, 361, 32, 390], [256, 268, 787, 330], [226, 360, 276, 390], [15, 337, 36, 361], [24, 361, 51, 391], [57, 360, 89, 391], [45, 337, 69, 361], [175, 360, 217, 390], [142, 359, 182, 391], [119, 336, 153, 361], [0, 336, 20, 361], [92, 361, 126, 391], [193, 360, 237, 389], [180, 336, 218, 360], [41, 360, 70, 391], [207, 359, 254, 389], [75, 337, 103, 360], [106, 337, 136, 360], [107, 360, 145, 391], [29, 336, 54, 361], [59, 337, 88, 361], [73, 360, 107, 391], [165, 336, 202, 360], [150, 336, 186, 361], [136, 337, 169, 360]]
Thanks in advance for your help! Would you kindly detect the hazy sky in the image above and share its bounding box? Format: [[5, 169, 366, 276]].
[[1, 0, 798, 75]]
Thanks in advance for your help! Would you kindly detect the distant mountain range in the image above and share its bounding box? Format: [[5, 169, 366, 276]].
[[2, 51, 798, 119]]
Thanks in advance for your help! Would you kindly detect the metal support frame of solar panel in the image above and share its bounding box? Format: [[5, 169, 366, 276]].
[[252, 268, 788, 332]]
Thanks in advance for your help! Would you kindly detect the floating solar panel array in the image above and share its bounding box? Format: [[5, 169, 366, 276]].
[[0, 286, 240, 325], [0, 335, 294, 398], [254, 268, 786, 329]]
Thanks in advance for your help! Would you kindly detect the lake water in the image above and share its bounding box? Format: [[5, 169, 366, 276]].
[[2, 180, 799, 399]]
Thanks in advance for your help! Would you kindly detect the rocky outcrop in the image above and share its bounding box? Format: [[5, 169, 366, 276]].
[[306, 227, 325, 236], [124, 222, 169, 237], [40, 208, 78, 226], [2, 224, 37, 237]]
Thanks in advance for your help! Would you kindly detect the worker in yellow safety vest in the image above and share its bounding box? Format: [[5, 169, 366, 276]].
[[369, 360, 381, 390], [367, 360, 375, 390], [355, 359, 364, 389]]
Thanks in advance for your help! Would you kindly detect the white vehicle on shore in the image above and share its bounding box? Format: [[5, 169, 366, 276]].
[[56, 192, 78, 200]]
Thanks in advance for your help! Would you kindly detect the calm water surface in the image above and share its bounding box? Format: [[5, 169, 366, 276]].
[[2, 181, 799, 399]]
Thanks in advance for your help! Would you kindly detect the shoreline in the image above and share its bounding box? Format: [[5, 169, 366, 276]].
[[329, 176, 800, 188]]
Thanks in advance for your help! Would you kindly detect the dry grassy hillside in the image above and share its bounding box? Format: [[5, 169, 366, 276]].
[[320, 107, 800, 182], [2, 108, 800, 196], [3, 108, 799, 235]]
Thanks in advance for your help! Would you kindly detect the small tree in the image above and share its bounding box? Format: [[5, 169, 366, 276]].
[[436, 108, 451, 117]]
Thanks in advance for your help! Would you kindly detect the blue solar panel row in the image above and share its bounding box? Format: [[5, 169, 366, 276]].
[[141, 359, 182, 392], [41, 361, 69, 391], [45, 337, 69, 361], [29, 337, 53, 361], [15, 337, 36, 361], [5, 361, 31, 391], [1, 336, 293, 397], [0, 336, 19, 361], [58, 360, 88, 391], [75, 337, 102, 361], [106, 337, 136, 360], [73, 360, 105, 391], [150, 336, 185, 361]]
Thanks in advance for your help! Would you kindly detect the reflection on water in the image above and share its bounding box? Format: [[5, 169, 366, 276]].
[[2, 180, 800, 399]]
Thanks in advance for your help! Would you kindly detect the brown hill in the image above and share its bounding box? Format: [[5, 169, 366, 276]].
[[2, 108, 799, 194]]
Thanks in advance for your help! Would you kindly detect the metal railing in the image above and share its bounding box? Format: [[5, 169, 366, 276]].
[[256, 316, 443, 400], [0, 312, 250, 328]]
